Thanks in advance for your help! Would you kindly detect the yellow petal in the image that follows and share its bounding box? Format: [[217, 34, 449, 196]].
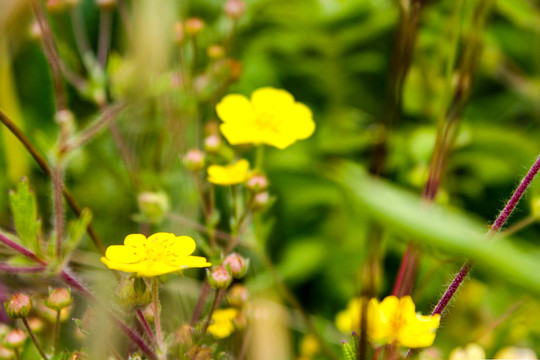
[[220, 123, 262, 145], [170, 235, 196, 257], [251, 87, 295, 114], [398, 314, 440, 348], [101, 257, 143, 273], [104, 245, 141, 263], [181, 256, 212, 268], [124, 233, 147, 247], [216, 94, 255, 124], [275, 102, 315, 142]]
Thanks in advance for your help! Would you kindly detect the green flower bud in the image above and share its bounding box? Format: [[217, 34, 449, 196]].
[[137, 191, 170, 224], [43, 288, 72, 311], [116, 277, 152, 308], [183, 149, 206, 172]]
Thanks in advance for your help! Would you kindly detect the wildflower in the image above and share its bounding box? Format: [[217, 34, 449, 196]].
[[184, 149, 206, 172], [224, 0, 246, 19], [207, 308, 238, 338], [247, 174, 268, 193], [207, 159, 250, 185], [216, 87, 315, 149], [223, 253, 249, 279], [101, 233, 211, 277], [336, 296, 440, 348]]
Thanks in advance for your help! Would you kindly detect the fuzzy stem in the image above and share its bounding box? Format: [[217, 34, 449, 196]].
[[137, 308, 157, 347], [21, 317, 48, 360], [0, 233, 45, 265], [0, 263, 45, 273], [30, 0, 67, 112], [0, 109, 106, 255], [53, 165, 64, 259]]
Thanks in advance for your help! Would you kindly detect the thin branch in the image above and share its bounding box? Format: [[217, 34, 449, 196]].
[[0, 109, 106, 255], [0, 263, 46, 273], [0, 233, 46, 265]]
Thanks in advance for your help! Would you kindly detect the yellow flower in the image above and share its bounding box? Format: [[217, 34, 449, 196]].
[[101, 233, 211, 277], [216, 87, 315, 149], [207, 308, 238, 338], [335, 296, 440, 348], [207, 159, 250, 185]]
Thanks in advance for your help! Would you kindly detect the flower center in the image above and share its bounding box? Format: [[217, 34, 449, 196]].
[[140, 237, 179, 268], [255, 111, 281, 131]]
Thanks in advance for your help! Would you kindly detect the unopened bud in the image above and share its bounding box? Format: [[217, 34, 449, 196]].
[[223, 253, 249, 279], [142, 304, 155, 324], [174, 22, 185, 44], [247, 174, 268, 193], [117, 277, 152, 308], [0, 345, 14, 360], [207, 45, 225, 59], [96, 0, 116, 10], [204, 134, 221, 153], [37, 302, 72, 322], [207, 265, 232, 289], [227, 284, 248, 307], [47, 0, 66, 12], [253, 191, 270, 209], [224, 0, 246, 19], [4, 329, 26, 349], [137, 191, 170, 224], [44, 288, 72, 311], [183, 149, 206, 171], [29, 21, 42, 40], [4, 293, 31, 319], [186, 345, 213, 360], [174, 324, 193, 347], [185, 18, 205, 36]]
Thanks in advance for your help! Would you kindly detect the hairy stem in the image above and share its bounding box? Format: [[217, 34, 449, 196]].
[[137, 308, 157, 347], [152, 278, 165, 358], [0, 233, 45, 265]]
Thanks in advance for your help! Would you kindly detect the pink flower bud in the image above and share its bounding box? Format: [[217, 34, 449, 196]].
[[224, 0, 246, 19], [224, 253, 249, 279], [204, 134, 221, 153], [227, 284, 248, 307], [44, 288, 72, 311], [185, 18, 205, 36], [4, 293, 31, 319], [183, 149, 206, 171], [253, 191, 270, 209], [4, 329, 26, 349], [247, 174, 268, 193], [207, 265, 232, 289]]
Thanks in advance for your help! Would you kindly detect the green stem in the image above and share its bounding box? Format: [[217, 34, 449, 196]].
[[14, 348, 21, 360], [255, 145, 265, 171], [200, 289, 221, 337], [21, 317, 48, 360], [152, 278, 165, 359], [54, 310, 61, 354]]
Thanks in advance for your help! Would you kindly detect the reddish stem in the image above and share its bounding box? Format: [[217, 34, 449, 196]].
[[0, 233, 46, 265]]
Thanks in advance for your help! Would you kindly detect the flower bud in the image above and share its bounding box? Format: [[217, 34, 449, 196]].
[[116, 277, 152, 308], [96, 0, 116, 10], [29, 21, 42, 40], [142, 304, 155, 324], [227, 284, 248, 307], [224, 0, 246, 19], [27, 317, 45, 333], [137, 191, 170, 224], [247, 174, 268, 193], [174, 324, 193, 347], [0, 345, 14, 360], [204, 134, 221, 153], [4, 329, 26, 349], [4, 293, 31, 319], [223, 253, 249, 279], [174, 22, 185, 45], [207, 265, 232, 289], [207, 45, 225, 59], [185, 18, 205, 36], [183, 149, 206, 172], [253, 191, 271, 210], [37, 302, 72, 322], [47, 0, 66, 12], [44, 288, 72, 311]]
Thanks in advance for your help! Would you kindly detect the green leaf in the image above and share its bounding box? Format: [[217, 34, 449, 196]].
[[335, 162, 540, 296], [8, 178, 41, 252], [63, 208, 93, 256], [342, 341, 355, 360]]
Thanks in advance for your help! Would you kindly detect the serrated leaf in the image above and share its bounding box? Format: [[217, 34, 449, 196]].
[[8, 178, 41, 253], [342, 342, 355, 360]]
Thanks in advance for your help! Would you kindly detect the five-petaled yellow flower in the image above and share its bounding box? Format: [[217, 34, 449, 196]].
[[207, 159, 250, 185], [207, 308, 238, 339], [216, 87, 315, 149], [101, 233, 211, 277], [335, 296, 440, 348]]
